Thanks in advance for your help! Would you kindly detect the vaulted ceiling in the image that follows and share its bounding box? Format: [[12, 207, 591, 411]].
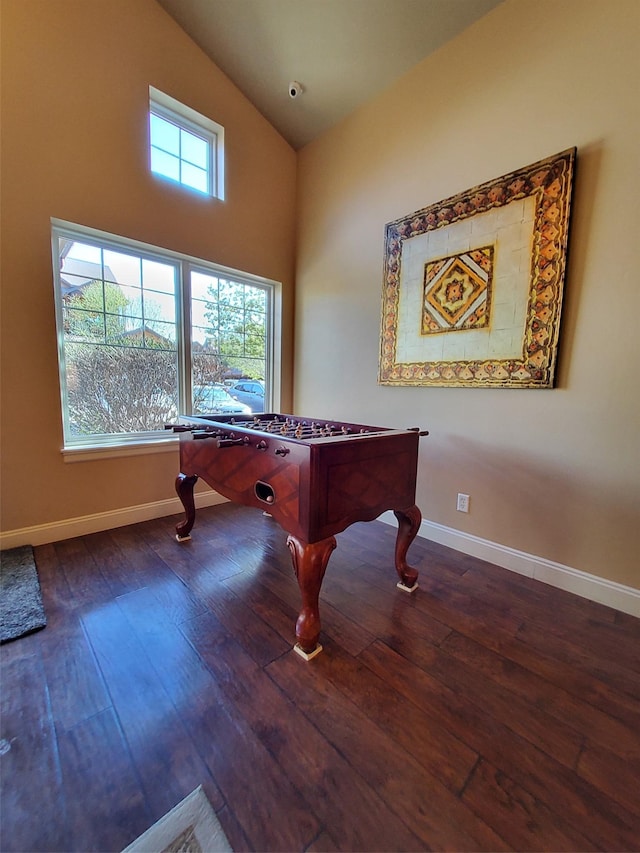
[[155, 0, 503, 149]]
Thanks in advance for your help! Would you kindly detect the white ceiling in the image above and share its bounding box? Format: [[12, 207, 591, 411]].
[[155, 0, 503, 149]]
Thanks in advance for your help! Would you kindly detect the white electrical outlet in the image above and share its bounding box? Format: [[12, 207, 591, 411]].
[[456, 493, 470, 513]]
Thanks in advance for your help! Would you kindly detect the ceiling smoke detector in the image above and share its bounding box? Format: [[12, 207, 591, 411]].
[[288, 81, 303, 99]]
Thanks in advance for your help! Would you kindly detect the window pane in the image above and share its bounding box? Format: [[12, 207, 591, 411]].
[[103, 250, 141, 287], [117, 284, 143, 320], [144, 319, 177, 348], [220, 327, 244, 354], [65, 343, 178, 435], [61, 275, 105, 307], [115, 327, 144, 348], [246, 310, 266, 326], [192, 352, 224, 389], [191, 271, 217, 300], [181, 161, 208, 194], [63, 307, 106, 342], [142, 258, 175, 294], [246, 333, 265, 354], [64, 241, 101, 264], [191, 301, 213, 336], [143, 291, 176, 325], [181, 130, 208, 168], [219, 279, 244, 308], [151, 147, 180, 181], [150, 114, 180, 155], [192, 327, 219, 351]]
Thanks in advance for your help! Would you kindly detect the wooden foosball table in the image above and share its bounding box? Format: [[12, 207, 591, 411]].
[[172, 413, 427, 659]]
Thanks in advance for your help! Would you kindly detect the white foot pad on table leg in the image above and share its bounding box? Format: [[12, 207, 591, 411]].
[[293, 643, 323, 661]]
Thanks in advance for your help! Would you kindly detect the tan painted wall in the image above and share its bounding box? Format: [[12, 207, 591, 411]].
[[295, 0, 640, 588], [0, 0, 296, 532]]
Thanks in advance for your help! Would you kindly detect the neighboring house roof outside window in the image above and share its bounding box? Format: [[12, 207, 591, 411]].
[[59, 258, 117, 298], [121, 325, 173, 349]]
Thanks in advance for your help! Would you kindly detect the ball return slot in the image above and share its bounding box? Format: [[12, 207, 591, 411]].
[[255, 481, 275, 504]]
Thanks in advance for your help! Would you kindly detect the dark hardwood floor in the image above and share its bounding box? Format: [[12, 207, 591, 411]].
[[1, 502, 639, 852]]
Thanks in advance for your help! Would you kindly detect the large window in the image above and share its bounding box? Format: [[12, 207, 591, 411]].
[[52, 220, 278, 450], [149, 87, 224, 199]]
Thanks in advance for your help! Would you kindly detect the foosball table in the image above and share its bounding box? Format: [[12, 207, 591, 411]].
[[171, 413, 427, 659]]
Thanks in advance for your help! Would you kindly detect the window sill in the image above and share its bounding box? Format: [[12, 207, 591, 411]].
[[62, 435, 179, 463]]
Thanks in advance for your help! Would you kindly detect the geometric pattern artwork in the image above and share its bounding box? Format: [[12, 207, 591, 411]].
[[422, 246, 494, 334], [379, 148, 576, 387]]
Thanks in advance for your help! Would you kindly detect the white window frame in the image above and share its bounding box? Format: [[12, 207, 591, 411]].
[[51, 219, 281, 459], [149, 86, 225, 200]]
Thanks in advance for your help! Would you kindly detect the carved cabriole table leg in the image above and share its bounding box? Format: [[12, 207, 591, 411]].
[[175, 473, 198, 541], [393, 504, 421, 592], [286, 534, 337, 660]]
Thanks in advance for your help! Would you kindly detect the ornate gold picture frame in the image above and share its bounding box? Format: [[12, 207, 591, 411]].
[[378, 148, 576, 388]]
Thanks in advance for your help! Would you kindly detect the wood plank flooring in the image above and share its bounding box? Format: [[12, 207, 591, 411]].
[[1, 502, 639, 851]]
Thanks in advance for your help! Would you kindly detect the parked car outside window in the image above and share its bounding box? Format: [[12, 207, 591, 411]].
[[194, 384, 251, 415], [228, 380, 265, 412]]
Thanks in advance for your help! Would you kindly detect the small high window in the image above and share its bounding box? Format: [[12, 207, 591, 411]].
[[149, 86, 224, 199]]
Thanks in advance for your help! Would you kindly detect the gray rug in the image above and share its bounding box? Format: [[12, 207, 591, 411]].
[[0, 545, 47, 643]]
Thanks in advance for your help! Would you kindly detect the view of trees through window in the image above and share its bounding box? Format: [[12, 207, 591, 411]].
[[191, 270, 266, 394], [55, 232, 269, 443]]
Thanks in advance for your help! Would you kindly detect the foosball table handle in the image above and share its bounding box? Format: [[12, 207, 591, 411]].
[[217, 436, 250, 448]]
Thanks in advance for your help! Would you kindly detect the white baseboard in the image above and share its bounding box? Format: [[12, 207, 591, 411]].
[[379, 512, 640, 618], [0, 491, 226, 551], [3, 497, 638, 619]]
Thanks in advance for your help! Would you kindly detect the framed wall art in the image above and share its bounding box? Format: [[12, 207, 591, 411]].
[[378, 148, 576, 388]]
